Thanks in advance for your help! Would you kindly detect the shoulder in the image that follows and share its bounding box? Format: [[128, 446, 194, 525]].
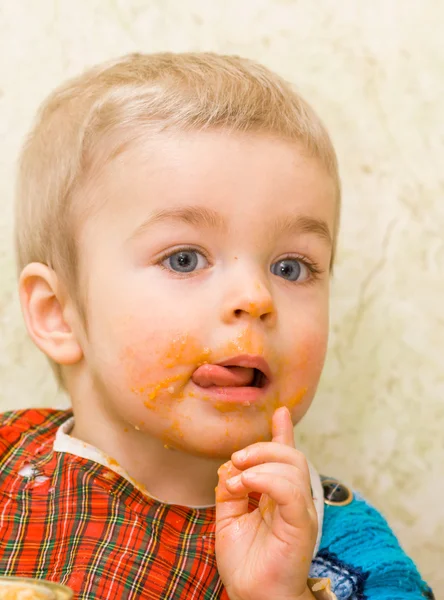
[[311, 475, 433, 599], [0, 408, 71, 461], [319, 475, 412, 563]]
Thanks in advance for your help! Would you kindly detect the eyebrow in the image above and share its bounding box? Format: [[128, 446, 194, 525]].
[[270, 215, 333, 247], [129, 206, 227, 240], [129, 205, 332, 246]]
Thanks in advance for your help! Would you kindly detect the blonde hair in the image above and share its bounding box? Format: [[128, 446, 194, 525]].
[[15, 52, 340, 382]]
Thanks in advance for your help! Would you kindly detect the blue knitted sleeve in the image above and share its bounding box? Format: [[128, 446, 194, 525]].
[[309, 491, 433, 600]]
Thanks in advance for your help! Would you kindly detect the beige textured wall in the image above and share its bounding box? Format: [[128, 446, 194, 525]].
[[1, 0, 443, 592]]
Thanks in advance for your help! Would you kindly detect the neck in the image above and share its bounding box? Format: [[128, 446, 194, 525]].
[[72, 416, 221, 506]]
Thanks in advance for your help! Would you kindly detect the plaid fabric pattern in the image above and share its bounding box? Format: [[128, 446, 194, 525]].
[[0, 409, 235, 599]]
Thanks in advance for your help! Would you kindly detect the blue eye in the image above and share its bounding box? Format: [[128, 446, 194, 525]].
[[163, 250, 208, 273], [270, 258, 308, 281]]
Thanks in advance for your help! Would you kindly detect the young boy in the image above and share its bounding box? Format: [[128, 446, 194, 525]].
[[0, 53, 433, 600]]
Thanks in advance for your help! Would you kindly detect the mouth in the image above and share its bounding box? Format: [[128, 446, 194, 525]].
[[190, 355, 271, 406], [206, 366, 269, 388], [217, 356, 271, 388], [251, 368, 267, 388]]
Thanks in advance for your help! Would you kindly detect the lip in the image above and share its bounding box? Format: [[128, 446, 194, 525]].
[[191, 354, 272, 407], [216, 355, 272, 382], [195, 384, 269, 407]]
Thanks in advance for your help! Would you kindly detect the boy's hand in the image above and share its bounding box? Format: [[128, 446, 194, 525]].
[[215, 406, 317, 600]]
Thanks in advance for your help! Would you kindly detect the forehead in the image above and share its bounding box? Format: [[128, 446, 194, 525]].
[[80, 129, 337, 237]]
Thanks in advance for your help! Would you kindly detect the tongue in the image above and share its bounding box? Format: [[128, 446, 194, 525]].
[[192, 365, 255, 388]]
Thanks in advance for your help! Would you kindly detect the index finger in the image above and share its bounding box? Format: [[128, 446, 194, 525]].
[[271, 406, 295, 448]]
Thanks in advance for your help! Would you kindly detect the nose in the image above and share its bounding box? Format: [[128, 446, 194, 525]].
[[220, 273, 276, 326]]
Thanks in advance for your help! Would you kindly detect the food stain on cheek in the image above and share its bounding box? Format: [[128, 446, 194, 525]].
[[142, 374, 184, 407], [161, 333, 211, 369], [276, 336, 326, 413], [287, 387, 308, 409], [128, 372, 186, 409], [123, 334, 215, 406]]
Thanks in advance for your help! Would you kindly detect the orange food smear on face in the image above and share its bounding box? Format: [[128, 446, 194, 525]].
[[145, 374, 182, 402], [223, 328, 265, 357], [124, 333, 309, 453], [161, 334, 211, 369], [129, 374, 183, 407], [125, 334, 215, 405], [213, 402, 243, 413], [247, 302, 261, 318], [161, 419, 185, 448], [287, 387, 307, 408]]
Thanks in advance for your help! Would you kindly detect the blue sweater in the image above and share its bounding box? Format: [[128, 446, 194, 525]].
[[310, 479, 434, 599]]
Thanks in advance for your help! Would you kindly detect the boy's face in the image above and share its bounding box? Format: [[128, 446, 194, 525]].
[[75, 130, 336, 458]]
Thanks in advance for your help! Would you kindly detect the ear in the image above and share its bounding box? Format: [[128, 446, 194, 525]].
[[19, 263, 83, 365]]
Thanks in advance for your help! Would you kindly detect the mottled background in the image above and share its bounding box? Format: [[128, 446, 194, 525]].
[[0, 0, 443, 592]]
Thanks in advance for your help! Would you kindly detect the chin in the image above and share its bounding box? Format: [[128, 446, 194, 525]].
[[167, 427, 271, 460]]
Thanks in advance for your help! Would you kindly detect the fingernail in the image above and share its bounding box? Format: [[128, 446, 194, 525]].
[[226, 474, 242, 487], [241, 471, 257, 481], [232, 450, 247, 462]]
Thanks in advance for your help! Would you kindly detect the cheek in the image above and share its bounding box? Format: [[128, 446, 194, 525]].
[[279, 320, 329, 408], [291, 330, 328, 373], [118, 331, 210, 403]]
